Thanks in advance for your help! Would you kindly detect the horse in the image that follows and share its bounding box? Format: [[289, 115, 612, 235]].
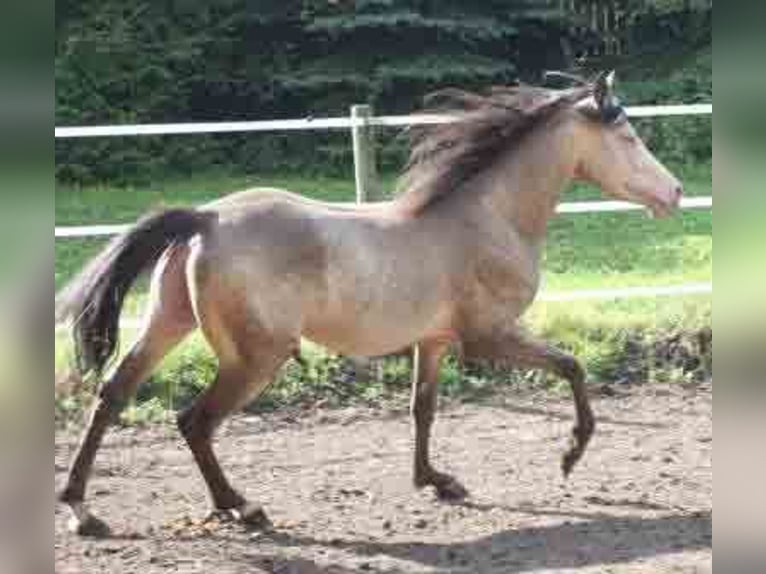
[[56, 72, 682, 536]]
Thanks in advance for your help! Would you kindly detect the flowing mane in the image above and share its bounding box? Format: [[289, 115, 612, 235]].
[[395, 83, 592, 215]]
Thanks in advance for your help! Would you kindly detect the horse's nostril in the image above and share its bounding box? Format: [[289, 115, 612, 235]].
[[675, 186, 684, 201]]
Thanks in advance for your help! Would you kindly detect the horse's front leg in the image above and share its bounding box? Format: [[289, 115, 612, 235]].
[[410, 340, 469, 501], [464, 329, 595, 477]]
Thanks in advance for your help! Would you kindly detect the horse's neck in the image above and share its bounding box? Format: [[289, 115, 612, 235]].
[[480, 125, 575, 239]]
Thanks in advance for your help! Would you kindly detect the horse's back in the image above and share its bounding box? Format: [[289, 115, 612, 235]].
[[203, 186, 394, 216], [191, 187, 455, 356]]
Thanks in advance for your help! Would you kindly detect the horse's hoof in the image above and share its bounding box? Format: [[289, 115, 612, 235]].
[[435, 478, 470, 502], [562, 444, 586, 479], [562, 421, 594, 478], [205, 509, 237, 524], [232, 503, 272, 531], [68, 513, 111, 538]]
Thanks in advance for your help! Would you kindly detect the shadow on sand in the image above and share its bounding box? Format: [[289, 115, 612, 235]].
[[235, 510, 710, 573]]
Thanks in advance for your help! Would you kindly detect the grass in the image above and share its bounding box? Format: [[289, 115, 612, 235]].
[[55, 294, 712, 425], [54, 163, 712, 422]]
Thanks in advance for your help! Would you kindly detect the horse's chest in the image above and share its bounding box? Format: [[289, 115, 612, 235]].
[[467, 248, 541, 315]]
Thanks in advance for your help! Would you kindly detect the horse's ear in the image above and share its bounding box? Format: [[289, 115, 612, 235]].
[[594, 70, 616, 109]]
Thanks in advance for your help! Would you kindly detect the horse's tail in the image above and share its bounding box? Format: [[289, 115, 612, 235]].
[[56, 208, 217, 378]]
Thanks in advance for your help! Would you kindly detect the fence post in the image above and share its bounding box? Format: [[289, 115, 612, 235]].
[[351, 104, 379, 203], [349, 104, 380, 381]]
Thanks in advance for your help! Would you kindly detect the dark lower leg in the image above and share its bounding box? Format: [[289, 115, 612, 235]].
[[59, 330, 187, 506], [177, 393, 273, 530], [554, 354, 595, 477], [175, 359, 281, 531], [59, 317, 193, 535], [58, 382, 135, 537], [472, 330, 596, 477], [59, 393, 125, 504], [412, 381, 437, 485], [411, 343, 468, 500], [177, 405, 245, 511]]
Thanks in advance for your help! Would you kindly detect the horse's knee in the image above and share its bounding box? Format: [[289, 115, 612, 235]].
[[177, 407, 205, 441], [555, 354, 585, 383]]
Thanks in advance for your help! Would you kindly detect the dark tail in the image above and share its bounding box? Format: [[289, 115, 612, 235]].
[[56, 208, 216, 378]]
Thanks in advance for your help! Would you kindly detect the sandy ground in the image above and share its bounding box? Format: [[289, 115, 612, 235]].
[[55, 384, 712, 573]]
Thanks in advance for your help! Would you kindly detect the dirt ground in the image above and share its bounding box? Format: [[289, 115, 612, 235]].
[[55, 384, 712, 573]]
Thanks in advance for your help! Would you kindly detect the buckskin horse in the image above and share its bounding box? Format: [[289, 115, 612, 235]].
[[56, 72, 682, 536]]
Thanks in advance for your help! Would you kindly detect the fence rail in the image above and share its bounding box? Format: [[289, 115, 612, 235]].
[[55, 104, 711, 139]]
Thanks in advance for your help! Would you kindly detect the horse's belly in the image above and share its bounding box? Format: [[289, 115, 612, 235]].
[[302, 327, 409, 357], [301, 296, 446, 357], [298, 225, 454, 355]]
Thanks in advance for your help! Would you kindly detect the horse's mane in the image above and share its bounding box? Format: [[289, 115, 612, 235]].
[[395, 83, 593, 215]]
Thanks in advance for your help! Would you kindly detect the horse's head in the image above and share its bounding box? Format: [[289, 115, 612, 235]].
[[571, 72, 683, 217]]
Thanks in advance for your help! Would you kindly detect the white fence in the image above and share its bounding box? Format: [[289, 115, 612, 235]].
[[55, 103, 712, 301], [54, 104, 712, 139]]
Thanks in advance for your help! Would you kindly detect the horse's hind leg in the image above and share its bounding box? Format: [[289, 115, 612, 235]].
[[177, 344, 291, 529], [411, 340, 469, 501], [59, 246, 196, 536], [180, 244, 299, 527]]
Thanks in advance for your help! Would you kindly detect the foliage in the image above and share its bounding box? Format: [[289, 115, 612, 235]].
[[55, 1, 711, 184], [531, 297, 712, 386], [55, 296, 712, 426], [620, 49, 712, 164]]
